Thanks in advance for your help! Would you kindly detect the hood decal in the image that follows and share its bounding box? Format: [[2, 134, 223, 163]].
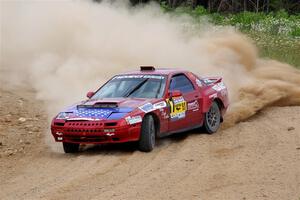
[[64, 107, 133, 120], [61, 98, 155, 120], [77, 108, 113, 119]]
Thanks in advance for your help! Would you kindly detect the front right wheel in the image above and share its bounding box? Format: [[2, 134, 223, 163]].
[[203, 101, 221, 134], [138, 115, 156, 152]]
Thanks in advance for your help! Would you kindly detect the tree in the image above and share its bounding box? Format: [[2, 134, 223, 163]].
[[125, 0, 299, 13]]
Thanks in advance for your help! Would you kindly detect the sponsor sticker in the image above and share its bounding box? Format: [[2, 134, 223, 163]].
[[125, 115, 142, 125], [143, 75, 165, 79], [113, 75, 164, 80], [166, 96, 187, 121], [153, 101, 167, 109], [188, 100, 199, 111], [139, 101, 167, 113], [113, 75, 143, 79], [203, 78, 214, 85], [212, 82, 226, 91], [139, 103, 155, 113], [209, 93, 218, 99], [170, 112, 186, 120], [159, 108, 169, 119], [172, 96, 185, 104], [196, 79, 202, 87]]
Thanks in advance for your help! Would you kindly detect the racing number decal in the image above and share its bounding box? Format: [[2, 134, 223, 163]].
[[166, 96, 187, 121]]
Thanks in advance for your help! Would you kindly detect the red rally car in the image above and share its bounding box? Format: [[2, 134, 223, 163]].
[[51, 66, 229, 153]]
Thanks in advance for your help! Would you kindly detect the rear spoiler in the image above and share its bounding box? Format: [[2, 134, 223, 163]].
[[202, 77, 222, 85]]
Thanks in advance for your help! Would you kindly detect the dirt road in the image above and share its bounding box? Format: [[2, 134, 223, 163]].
[[0, 86, 299, 200]]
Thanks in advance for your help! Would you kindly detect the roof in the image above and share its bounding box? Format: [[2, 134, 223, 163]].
[[122, 67, 187, 76]]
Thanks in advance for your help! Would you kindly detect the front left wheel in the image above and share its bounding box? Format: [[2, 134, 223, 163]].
[[63, 142, 79, 153], [138, 115, 156, 152]]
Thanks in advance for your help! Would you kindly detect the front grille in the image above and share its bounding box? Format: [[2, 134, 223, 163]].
[[61, 121, 107, 135], [65, 122, 104, 127], [65, 129, 103, 133]]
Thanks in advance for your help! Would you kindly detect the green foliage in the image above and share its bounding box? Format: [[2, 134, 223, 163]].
[[251, 32, 300, 67], [165, 5, 300, 38], [174, 6, 193, 15], [160, 1, 172, 12], [224, 12, 266, 28], [191, 6, 208, 16], [210, 13, 223, 24], [159, 3, 300, 67], [227, 11, 300, 37], [275, 9, 289, 18], [290, 27, 300, 37], [156, 0, 300, 14]]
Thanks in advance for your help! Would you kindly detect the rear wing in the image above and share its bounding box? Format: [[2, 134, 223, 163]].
[[201, 77, 222, 85]]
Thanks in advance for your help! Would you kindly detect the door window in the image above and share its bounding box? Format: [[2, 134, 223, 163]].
[[169, 74, 194, 94]]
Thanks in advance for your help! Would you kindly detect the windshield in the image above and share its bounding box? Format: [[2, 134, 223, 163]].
[[91, 75, 166, 99]]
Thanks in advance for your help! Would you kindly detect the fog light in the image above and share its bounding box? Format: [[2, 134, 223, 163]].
[[104, 129, 115, 133], [56, 132, 63, 136], [57, 137, 63, 141]]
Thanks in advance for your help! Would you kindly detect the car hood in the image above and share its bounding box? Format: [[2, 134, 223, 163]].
[[61, 98, 153, 120], [81, 98, 152, 108]]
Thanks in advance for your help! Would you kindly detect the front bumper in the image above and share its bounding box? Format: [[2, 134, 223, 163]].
[[51, 119, 141, 144]]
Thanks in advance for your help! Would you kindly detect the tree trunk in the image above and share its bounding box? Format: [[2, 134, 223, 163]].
[[217, 0, 224, 12]]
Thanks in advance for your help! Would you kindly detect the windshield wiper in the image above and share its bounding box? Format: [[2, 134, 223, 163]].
[[125, 78, 149, 97]]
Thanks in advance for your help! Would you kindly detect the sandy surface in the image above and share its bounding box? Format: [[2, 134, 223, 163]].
[[0, 86, 299, 200]]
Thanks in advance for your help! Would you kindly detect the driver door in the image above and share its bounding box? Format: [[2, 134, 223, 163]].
[[167, 73, 200, 132]]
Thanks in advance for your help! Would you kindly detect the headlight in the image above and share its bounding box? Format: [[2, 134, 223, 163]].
[[56, 112, 72, 119]]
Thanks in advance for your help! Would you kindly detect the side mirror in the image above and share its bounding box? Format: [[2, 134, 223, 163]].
[[86, 91, 94, 99], [169, 90, 182, 98]]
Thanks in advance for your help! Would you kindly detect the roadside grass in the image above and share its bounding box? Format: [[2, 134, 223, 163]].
[[161, 5, 300, 67], [246, 32, 300, 67]]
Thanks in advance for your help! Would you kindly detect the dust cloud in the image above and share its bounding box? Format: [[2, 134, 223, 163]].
[[1, 0, 300, 127]]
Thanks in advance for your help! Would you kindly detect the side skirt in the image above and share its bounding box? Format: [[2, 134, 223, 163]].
[[157, 124, 202, 138]]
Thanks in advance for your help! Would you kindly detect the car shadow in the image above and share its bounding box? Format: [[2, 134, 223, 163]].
[[81, 128, 208, 154], [156, 127, 208, 146], [48, 128, 209, 156], [80, 142, 138, 155]]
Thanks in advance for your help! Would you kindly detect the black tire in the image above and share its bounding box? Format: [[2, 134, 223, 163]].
[[138, 115, 156, 152], [203, 101, 221, 134], [63, 142, 80, 153]]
